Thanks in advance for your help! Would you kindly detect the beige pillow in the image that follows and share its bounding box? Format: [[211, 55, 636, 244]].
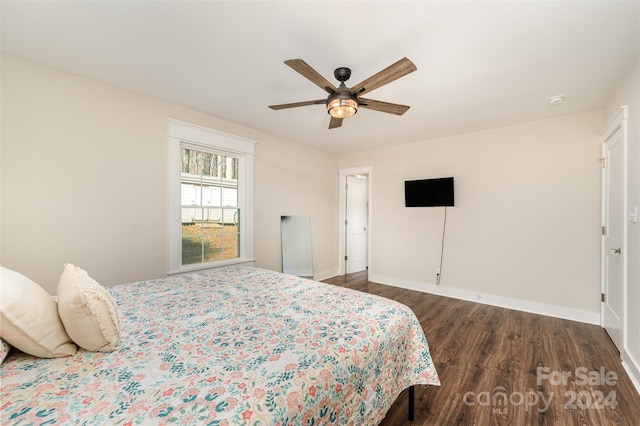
[[0, 266, 77, 358], [57, 264, 120, 352]]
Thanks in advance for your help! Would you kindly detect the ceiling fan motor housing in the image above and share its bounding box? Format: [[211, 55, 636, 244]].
[[334, 67, 351, 82], [327, 66, 359, 116]]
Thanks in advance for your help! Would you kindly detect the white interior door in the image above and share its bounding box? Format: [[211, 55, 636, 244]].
[[346, 175, 368, 274], [602, 108, 626, 352]]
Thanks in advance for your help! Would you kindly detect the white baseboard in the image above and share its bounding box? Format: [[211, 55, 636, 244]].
[[622, 351, 640, 397], [369, 273, 601, 325], [314, 269, 340, 282]]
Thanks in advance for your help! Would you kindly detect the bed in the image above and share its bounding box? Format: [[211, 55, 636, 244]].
[[1, 266, 439, 425]]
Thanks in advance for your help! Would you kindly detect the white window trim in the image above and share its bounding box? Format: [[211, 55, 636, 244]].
[[168, 119, 256, 275]]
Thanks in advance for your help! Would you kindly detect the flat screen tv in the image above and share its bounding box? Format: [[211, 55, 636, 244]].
[[405, 177, 454, 207]]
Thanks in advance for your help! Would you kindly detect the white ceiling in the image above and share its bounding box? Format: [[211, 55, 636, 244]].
[[1, 1, 638, 154]]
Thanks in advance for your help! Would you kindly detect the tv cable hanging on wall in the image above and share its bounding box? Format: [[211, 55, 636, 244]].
[[436, 206, 447, 286]]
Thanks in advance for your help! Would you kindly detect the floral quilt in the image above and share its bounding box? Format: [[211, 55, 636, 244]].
[[1, 266, 439, 425]]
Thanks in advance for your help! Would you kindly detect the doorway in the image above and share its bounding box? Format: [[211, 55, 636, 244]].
[[601, 106, 627, 353], [346, 175, 368, 273], [339, 166, 373, 276]]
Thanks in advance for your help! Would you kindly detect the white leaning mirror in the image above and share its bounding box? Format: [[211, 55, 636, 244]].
[[281, 216, 313, 278]]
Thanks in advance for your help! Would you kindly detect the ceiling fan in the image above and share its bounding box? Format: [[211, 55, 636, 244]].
[[269, 57, 417, 129]]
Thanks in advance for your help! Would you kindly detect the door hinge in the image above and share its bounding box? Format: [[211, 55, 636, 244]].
[[345, 219, 348, 225], [600, 157, 608, 168], [602, 226, 606, 235], [344, 256, 348, 261], [601, 293, 606, 303]]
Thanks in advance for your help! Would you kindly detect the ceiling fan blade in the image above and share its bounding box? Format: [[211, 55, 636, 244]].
[[349, 57, 417, 96], [269, 99, 326, 110], [329, 116, 343, 129], [359, 98, 411, 116], [285, 59, 339, 94]]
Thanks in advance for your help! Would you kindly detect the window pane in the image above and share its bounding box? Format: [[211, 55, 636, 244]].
[[203, 232, 224, 262], [222, 209, 239, 228], [206, 186, 221, 206], [181, 207, 198, 223], [181, 234, 202, 265], [222, 186, 237, 207], [200, 207, 222, 224], [223, 233, 239, 259]]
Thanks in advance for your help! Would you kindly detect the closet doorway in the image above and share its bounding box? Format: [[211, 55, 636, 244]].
[[339, 167, 372, 275]]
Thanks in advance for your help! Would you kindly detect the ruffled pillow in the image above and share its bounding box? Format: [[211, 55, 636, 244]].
[[57, 264, 120, 352]]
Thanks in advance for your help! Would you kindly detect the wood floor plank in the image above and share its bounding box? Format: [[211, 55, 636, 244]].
[[322, 272, 640, 425]]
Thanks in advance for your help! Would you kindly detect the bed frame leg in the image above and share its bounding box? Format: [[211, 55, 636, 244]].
[[408, 385, 415, 421]]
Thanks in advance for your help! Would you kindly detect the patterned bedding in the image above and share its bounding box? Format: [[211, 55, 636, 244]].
[[1, 266, 439, 425]]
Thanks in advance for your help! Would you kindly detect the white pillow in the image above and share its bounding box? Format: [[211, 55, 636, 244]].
[[57, 264, 120, 352], [0, 266, 77, 358]]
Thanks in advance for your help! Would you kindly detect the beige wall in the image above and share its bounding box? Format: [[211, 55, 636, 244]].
[[339, 110, 603, 317], [0, 55, 339, 293], [605, 59, 640, 387]]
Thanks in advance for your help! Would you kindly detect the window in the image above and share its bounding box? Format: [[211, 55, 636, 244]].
[[180, 148, 239, 265], [168, 120, 255, 274]]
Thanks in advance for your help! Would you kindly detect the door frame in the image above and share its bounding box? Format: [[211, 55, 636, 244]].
[[339, 166, 373, 276], [600, 105, 628, 351]]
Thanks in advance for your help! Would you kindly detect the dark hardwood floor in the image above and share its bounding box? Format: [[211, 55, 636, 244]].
[[323, 271, 640, 425]]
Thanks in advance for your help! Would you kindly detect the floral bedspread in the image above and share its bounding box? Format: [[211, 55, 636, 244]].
[[1, 266, 439, 425]]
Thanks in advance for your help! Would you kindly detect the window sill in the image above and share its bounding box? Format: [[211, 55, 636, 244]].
[[168, 258, 255, 276]]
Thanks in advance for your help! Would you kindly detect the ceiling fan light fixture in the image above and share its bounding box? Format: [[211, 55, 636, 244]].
[[327, 97, 358, 118]]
